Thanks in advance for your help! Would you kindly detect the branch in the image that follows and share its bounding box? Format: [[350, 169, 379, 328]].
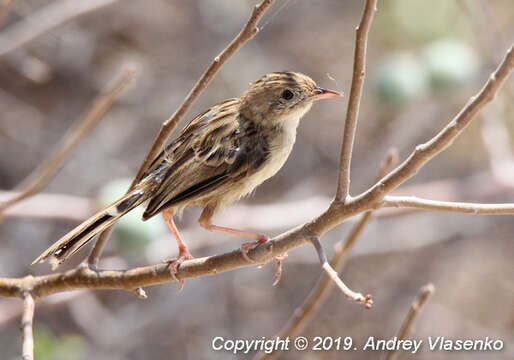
[[385, 284, 435, 360], [310, 236, 373, 308], [336, 0, 377, 201], [383, 196, 514, 215], [21, 293, 35, 360], [88, 0, 275, 267], [0, 65, 135, 220], [354, 43, 514, 206], [0, 0, 121, 57]]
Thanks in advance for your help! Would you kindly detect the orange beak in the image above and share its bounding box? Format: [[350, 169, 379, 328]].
[[312, 87, 343, 100]]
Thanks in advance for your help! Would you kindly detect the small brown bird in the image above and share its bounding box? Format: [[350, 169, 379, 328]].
[[33, 72, 342, 273]]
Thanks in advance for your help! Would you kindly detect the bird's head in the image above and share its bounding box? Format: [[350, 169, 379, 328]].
[[240, 72, 342, 124]]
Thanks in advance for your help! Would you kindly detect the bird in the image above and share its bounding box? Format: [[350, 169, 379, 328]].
[[32, 71, 342, 278]]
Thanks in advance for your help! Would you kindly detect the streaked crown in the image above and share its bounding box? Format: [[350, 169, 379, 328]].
[[240, 72, 341, 123]]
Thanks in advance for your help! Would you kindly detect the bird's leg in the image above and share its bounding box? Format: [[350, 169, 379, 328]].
[[198, 206, 269, 262], [198, 206, 287, 284], [162, 209, 194, 288]]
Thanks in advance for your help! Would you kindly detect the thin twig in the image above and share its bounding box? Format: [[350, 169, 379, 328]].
[[0, 0, 120, 57], [21, 292, 35, 360], [385, 284, 435, 360], [88, 0, 275, 267], [310, 236, 373, 308], [336, 0, 377, 202], [382, 196, 514, 215], [0, 65, 135, 221]]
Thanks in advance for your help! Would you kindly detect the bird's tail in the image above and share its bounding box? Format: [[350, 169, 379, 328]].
[[32, 188, 151, 269]]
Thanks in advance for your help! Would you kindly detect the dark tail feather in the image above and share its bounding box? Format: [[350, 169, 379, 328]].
[[32, 189, 149, 269]]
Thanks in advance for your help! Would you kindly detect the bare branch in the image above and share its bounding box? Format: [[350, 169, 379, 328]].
[[355, 44, 514, 207], [89, 0, 276, 267], [385, 284, 435, 360], [383, 196, 514, 215], [0, 65, 135, 220], [336, 0, 377, 202], [21, 292, 35, 360], [0, 0, 121, 57], [309, 236, 373, 308]]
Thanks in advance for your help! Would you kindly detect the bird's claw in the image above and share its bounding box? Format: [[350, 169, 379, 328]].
[[272, 252, 288, 286], [163, 249, 194, 291], [240, 235, 269, 262]]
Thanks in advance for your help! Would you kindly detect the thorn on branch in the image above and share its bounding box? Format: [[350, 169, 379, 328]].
[[132, 287, 147, 299]]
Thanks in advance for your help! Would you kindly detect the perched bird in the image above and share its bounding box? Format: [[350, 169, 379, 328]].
[[32, 72, 342, 274]]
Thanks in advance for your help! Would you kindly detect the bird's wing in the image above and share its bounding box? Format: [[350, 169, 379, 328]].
[[142, 98, 240, 177], [142, 100, 270, 219]]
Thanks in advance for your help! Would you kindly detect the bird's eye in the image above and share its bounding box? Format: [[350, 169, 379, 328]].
[[281, 89, 294, 100]]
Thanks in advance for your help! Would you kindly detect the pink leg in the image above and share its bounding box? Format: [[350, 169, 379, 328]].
[[198, 206, 269, 262], [162, 209, 194, 289], [273, 252, 288, 286], [199, 206, 288, 284], [205, 223, 270, 259]]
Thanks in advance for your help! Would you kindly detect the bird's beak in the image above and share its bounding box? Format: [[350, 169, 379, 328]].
[[312, 87, 343, 100]]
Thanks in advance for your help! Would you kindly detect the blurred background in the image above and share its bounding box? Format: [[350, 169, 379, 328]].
[[0, 0, 513, 359]]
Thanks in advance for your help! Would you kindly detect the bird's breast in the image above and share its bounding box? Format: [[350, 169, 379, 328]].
[[243, 115, 300, 191]]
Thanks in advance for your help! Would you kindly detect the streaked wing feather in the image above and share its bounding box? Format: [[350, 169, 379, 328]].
[[143, 98, 240, 177], [143, 98, 270, 219]]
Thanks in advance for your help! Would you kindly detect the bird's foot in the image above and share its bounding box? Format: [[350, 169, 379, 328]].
[[241, 235, 269, 262], [163, 247, 194, 291], [272, 252, 288, 286]]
